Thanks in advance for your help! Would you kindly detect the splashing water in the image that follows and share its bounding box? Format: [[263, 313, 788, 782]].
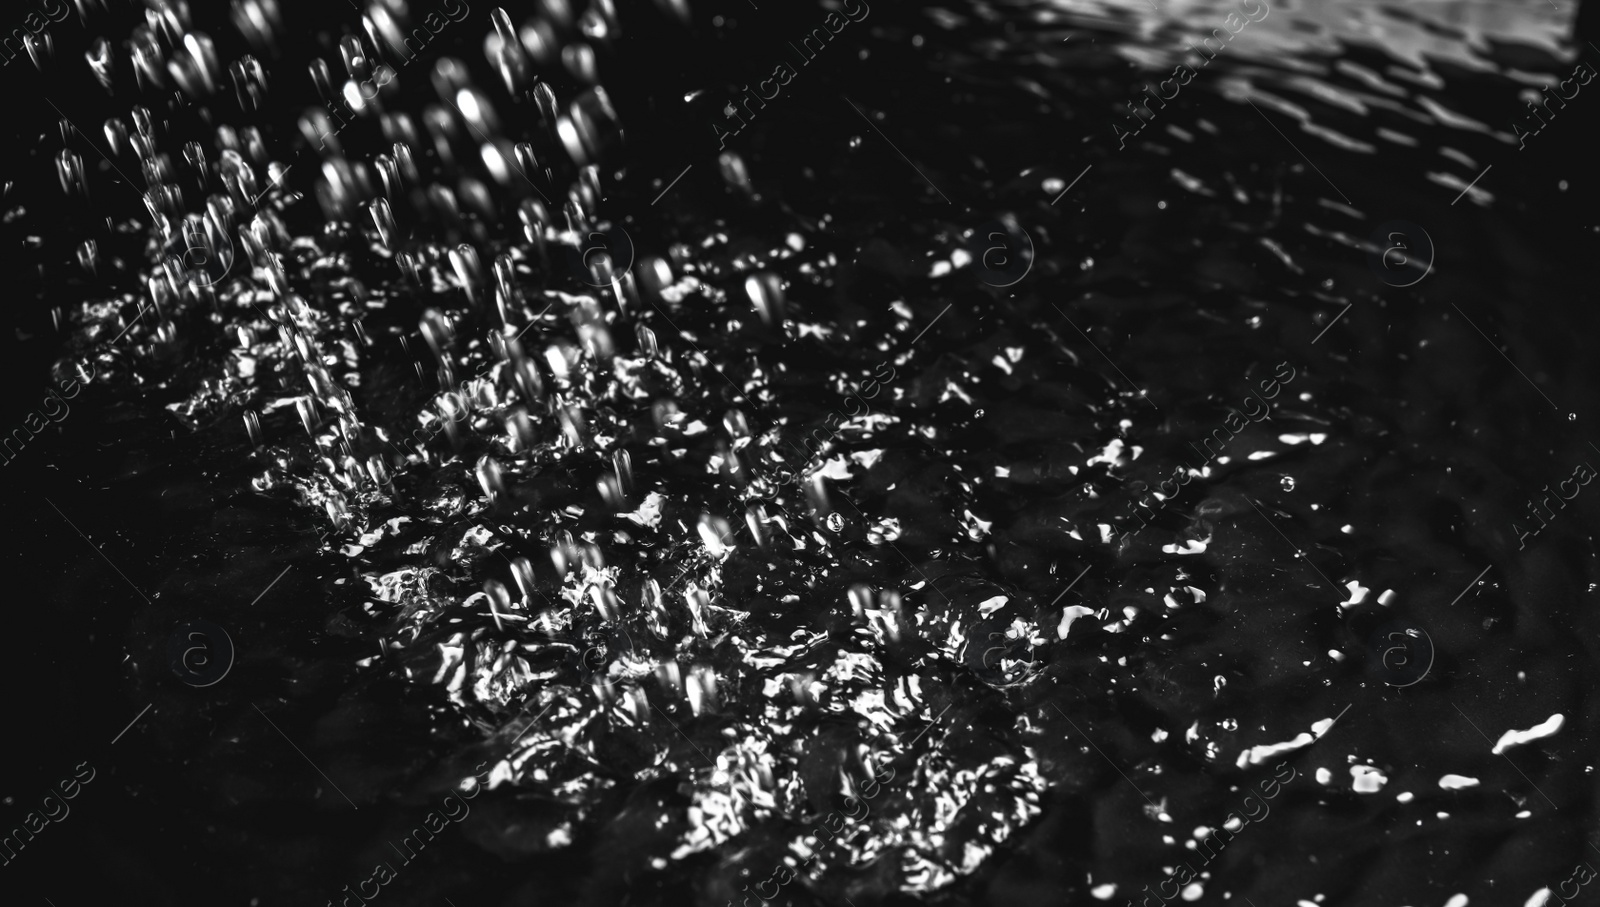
[[15, 0, 1600, 905]]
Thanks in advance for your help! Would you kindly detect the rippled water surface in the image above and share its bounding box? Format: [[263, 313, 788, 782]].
[[5, 1, 1600, 905]]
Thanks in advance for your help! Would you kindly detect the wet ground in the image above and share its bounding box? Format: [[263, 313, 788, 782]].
[[4, 1, 1600, 905]]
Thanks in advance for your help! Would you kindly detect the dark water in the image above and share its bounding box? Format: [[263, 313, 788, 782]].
[[4, 1, 1600, 905]]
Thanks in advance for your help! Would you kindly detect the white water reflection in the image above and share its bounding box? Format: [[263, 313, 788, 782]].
[[1037, 0, 1575, 70]]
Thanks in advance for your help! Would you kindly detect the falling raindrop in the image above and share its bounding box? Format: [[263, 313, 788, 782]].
[[744, 273, 785, 327], [697, 514, 733, 558], [848, 584, 873, 618], [476, 456, 506, 503]]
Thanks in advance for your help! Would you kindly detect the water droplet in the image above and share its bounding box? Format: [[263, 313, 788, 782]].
[[24, 30, 53, 72], [744, 273, 785, 326], [697, 514, 733, 558], [87, 38, 115, 90], [654, 660, 683, 697], [369, 198, 397, 250], [825, 512, 845, 532], [55, 150, 86, 200], [484, 580, 512, 630], [597, 473, 625, 510], [1280, 476, 1296, 492], [686, 665, 719, 715], [77, 239, 99, 277], [592, 581, 621, 621], [848, 584, 873, 618], [296, 398, 317, 436], [551, 531, 579, 578], [718, 151, 753, 196], [476, 456, 505, 503], [684, 588, 712, 637], [743, 505, 770, 549]]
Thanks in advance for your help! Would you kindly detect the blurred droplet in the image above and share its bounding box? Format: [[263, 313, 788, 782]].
[[612, 449, 633, 495], [476, 456, 506, 503], [86, 38, 115, 91], [744, 505, 770, 549], [25, 31, 54, 72], [56, 150, 87, 201], [551, 531, 579, 578], [718, 151, 753, 197], [697, 515, 732, 559], [484, 579, 512, 630], [634, 323, 657, 358], [686, 665, 718, 716], [642, 578, 669, 639], [77, 239, 99, 277], [744, 272, 785, 326], [849, 584, 874, 618], [510, 557, 537, 605]]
